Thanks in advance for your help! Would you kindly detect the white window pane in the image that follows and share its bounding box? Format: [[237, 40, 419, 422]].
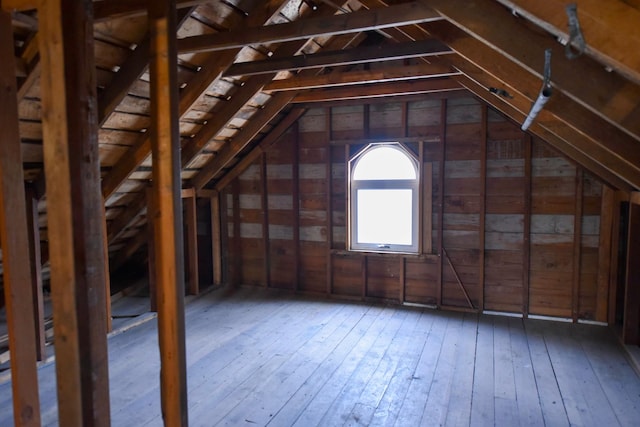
[[353, 146, 416, 180], [356, 189, 412, 245]]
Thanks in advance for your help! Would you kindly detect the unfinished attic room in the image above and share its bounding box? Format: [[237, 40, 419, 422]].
[[3, 0, 640, 426]]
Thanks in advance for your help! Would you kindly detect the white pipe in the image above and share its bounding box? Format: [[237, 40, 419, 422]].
[[521, 86, 552, 131]]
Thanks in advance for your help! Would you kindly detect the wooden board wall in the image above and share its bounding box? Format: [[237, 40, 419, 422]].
[[223, 94, 612, 322]]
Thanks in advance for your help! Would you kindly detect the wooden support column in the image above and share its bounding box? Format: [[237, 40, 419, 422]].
[[624, 195, 640, 343], [293, 122, 301, 291], [232, 180, 242, 286], [210, 192, 223, 286], [146, 186, 158, 312], [572, 169, 584, 322], [25, 186, 46, 361], [101, 201, 112, 332], [148, 0, 188, 424], [37, 0, 111, 425], [0, 10, 41, 426], [260, 154, 271, 288], [523, 134, 532, 317], [597, 185, 615, 323], [183, 188, 199, 295], [478, 105, 487, 312], [325, 107, 332, 295], [437, 99, 447, 307]]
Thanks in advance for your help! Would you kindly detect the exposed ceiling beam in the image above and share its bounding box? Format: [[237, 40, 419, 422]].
[[177, 1, 442, 54], [224, 38, 452, 77], [422, 0, 640, 141], [291, 77, 463, 103], [1, 0, 35, 12], [494, 0, 640, 86], [264, 61, 459, 91]]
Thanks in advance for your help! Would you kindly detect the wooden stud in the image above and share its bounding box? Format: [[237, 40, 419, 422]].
[[399, 258, 406, 303], [362, 255, 368, 300], [624, 199, 640, 343], [293, 121, 301, 292], [597, 185, 615, 323], [38, 0, 111, 424], [210, 192, 223, 286], [184, 191, 199, 295], [148, 0, 188, 424], [24, 186, 46, 361], [423, 162, 433, 254], [572, 168, 584, 322], [260, 154, 271, 288], [232, 180, 242, 286], [608, 192, 623, 326], [146, 186, 158, 312], [326, 108, 333, 295], [523, 134, 532, 317], [437, 99, 447, 307], [101, 201, 113, 333], [418, 141, 425, 255], [478, 105, 488, 313], [0, 10, 41, 426]]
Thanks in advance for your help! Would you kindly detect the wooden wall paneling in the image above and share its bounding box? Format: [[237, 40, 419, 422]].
[[146, 186, 157, 312], [624, 197, 640, 343], [148, 0, 188, 423], [25, 186, 46, 361], [572, 169, 584, 322], [523, 134, 532, 317], [0, 10, 41, 425], [478, 105, 487, 312], [437, 99, 447, 307], [184, 189, 199, 295], [325, 107, 333, 295], [399, 258, 406, 303], [261, 153, 271, 288], [211, 192, 223, 286]]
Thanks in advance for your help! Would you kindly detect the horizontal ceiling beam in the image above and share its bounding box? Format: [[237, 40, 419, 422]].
[[224, 38, 452, 77], [264, 60, 459, 91], [93, 0, 207, 22], [177, 1, 442, 54], [291, 77, 463, 103]]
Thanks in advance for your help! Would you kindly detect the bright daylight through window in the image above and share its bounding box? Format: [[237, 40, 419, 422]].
[[349, 143, 419, 253]]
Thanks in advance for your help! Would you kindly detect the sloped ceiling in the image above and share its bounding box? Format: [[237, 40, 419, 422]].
[[6, 0, 640, 269]]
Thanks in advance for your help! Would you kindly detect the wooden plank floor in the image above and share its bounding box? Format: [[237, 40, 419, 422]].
[[1, 286, 640, 426]]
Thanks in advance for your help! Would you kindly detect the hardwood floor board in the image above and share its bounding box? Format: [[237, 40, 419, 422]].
[[420, 311, 464, 426], [444, 313, 478, 426], [542, 321, 620, 427], [507, 317, 545, 426], [289, 307, 398, 427], [216, 301, 370, 426], [576, 325, 640, 426], [316, 309, 409, 426], [492, 316, 519, 426], [267, 305, 385, 426], [2, 287, 639, 427], [344, 308, 425, 426], [393, 310, 450, 426], [368, 309, 435, 427], [469, 315, 495, 427], [523, 319, 569, 426]]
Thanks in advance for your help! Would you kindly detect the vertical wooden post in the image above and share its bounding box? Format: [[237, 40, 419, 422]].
[[437, 99, 447, 307], [293, 122, 301, 291], [101, 201, 112, 332], [184, 189, 199, 295], [25, 186, 46, 361], [211, 192, 223, 286], [148, 0, 189, 424], [0, 10, 41, 426], [478, 105, 487, 312], [232, 180, 242, 286], [147, 185, 158, 312], [325, 108, 332, 295], [572, 168, 584, 322], [38, 0, 111, 425], [624, 196, 640, 344], [523, 134, 532, 317], [608, 192, 623, 326], [260, 154, 271, 288], [597, 185, 615, 322]]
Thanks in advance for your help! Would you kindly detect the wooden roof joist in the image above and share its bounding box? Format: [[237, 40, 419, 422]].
[[224, 38, 453, 77], [177, 1, 443, 54]]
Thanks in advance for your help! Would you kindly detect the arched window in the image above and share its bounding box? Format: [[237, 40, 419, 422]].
[[349, 143, 420, 253]]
